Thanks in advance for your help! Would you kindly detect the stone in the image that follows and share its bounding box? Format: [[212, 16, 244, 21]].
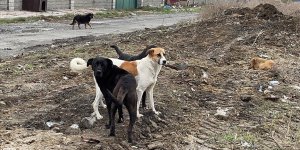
[[240, 95, 252, 102], [147, 141, 164, 150], [79, 116, 96, 129]]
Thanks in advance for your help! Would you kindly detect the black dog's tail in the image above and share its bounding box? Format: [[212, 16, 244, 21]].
[[137, 45, 157, 58], [70, 18, 76, 25], [110, 45, 124, 56], [106, 88, 127, 106]]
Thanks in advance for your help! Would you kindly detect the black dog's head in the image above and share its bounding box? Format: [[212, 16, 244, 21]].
[[87, 13, 94, 19], [87, 56, 113, 78]]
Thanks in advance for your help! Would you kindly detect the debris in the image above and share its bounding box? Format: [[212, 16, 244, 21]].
[[70, 124, 79, 129], [79, 116, 96, 129], [264, 95, 280, 101], [3, 48, 12, 50], [46, 121, 63, 128], [0, 101, 6, 106], [131, 145, 138, 149], [81, 136, 100, 144], [269, 81, 279, 86], [214, 107, 230, 120], [258, 54, 270, 58], [147, 141, 164, 150], [191, 87, 196, 92], [281, 95, 289, 103], [258, 85, 263, 92], [241, 141, 251, 147], [291, 85, 300, 91], [166, 62, 188, 70], [63, 76, 69, 80], [240, 95, 252, 102], [201, 69, 208, 79], [51, 44, 56, 48]]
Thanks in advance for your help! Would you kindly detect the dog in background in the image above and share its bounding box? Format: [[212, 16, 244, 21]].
[[70, 13, 94, 30], [250, 57, 275, 70], [70, 47, 167, 119], [87, 56, 137, 143]]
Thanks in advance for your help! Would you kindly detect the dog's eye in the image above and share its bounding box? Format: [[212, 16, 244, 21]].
[[157, 54, 161, 57]]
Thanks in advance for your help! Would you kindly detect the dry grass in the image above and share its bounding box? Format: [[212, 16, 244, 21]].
[[201, 0, 300, 19]]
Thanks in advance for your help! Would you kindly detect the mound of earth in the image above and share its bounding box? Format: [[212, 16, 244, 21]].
[[224, 3, 285, 21]]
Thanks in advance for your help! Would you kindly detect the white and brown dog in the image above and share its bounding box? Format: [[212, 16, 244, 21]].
[[70, 48, 167, 119]]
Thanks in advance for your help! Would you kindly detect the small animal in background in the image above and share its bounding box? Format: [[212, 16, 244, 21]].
[[70, 13, 94, 29], [250, 57, 275, 70]]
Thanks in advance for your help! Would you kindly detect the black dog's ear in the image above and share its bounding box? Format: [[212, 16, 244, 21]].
[[105, 58, 113, 68], [87, 58, 94, 67]]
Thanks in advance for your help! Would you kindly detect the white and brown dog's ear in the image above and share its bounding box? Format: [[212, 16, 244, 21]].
[[147, 48, 155, 57], [87, 58, 94, 67]]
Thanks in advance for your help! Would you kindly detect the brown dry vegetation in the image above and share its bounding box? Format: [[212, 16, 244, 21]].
[[1, 3, 300, 150]]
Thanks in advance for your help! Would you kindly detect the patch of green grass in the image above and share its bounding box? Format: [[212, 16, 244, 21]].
[[223, 133, 236, 143], [26, 64, 35, 71], [74, 48, 86, 53], [240, 132, 257, 143]]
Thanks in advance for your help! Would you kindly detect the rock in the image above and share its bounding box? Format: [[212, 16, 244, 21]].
[[152, 134, 163, 139], [94, 144, 103, 149], [264, 95, 280, 101], [149, 120, 158, 129], [70, 124, 79, 129], [214, 107, 229, 120], [65, 126, 81, 135], [269, 80, 279, 86], [0, 101, 6, 106], [166, 62, 188, 70], [240, 95, 252, 102], [147, 141, 164, 150], [79, 116, 96, 129]]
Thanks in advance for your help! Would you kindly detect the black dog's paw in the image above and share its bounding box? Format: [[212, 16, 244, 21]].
[[117, 117, 124, 123], [109, 132, 116, 136], [105, 124, 110, 129]]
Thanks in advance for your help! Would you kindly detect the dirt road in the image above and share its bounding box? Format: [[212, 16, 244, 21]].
[[0, 13, 197, 59]]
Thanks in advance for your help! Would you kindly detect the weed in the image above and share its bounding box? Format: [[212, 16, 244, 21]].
[[223, 133, 236, 143]]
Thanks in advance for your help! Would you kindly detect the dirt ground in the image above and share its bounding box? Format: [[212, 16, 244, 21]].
[[1, 4, 300, 150]]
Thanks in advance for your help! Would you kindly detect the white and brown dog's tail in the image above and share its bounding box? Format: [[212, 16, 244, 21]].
[[70, 57, 88, 73]]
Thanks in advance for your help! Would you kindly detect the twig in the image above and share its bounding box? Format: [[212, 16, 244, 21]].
[[285, 110, 292, 139], [271, 131, 284, 149], [252, 30, 264, 46]]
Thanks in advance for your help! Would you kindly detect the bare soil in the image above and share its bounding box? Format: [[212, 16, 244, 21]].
[[1, 4, 300, 150]]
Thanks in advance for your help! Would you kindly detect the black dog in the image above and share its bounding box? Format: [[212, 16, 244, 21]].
[[110, 45, 157, 61], [70, 13, 93, 30], [87, 56, 137, 143], [110, 45, 157, 108]]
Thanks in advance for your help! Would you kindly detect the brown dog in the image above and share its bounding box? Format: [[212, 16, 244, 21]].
[[250, 57, 275, 70]]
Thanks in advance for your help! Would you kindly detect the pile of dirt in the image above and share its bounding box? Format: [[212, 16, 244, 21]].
[[224, 3, 285, 21]]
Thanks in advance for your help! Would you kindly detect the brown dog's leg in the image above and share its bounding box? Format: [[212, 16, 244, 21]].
[[125, 99, 137, 143], [85, 24, 87, 29], [109, 103, 117, 136], [78, 23, 81, 29]]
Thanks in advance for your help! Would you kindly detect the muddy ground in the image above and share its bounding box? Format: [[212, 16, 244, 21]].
[[1, 4, 300, 150]]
